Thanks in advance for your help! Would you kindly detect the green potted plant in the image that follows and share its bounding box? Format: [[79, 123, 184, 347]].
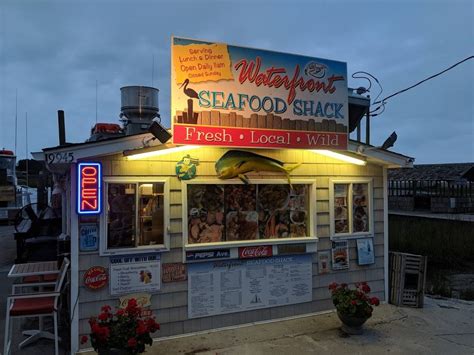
[[82, 298, 160, 355], [328, 281, 380, 334]]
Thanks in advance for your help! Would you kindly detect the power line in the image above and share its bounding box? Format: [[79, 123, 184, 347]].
[[374, 55, 474, 105]]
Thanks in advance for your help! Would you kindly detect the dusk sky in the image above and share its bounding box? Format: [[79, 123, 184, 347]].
[[0, 0, 472, 164]]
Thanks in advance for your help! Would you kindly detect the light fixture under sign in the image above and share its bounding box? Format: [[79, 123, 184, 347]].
[[124, 145, 202, 160], [311, 150, 366, 166]]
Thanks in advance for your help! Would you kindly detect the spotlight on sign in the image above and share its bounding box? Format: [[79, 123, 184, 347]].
[[149, 117, 172, 144]]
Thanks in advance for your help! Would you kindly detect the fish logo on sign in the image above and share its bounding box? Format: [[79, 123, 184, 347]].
[[304, 62, 328, 79]]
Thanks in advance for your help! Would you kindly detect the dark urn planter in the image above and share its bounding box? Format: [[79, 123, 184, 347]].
[[98, 349, 129, 355], [337, 311, 370, 335]]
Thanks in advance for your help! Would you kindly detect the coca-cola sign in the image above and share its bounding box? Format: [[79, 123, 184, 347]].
[[84, 266, 108, 290], [238, 245, 273, 259]]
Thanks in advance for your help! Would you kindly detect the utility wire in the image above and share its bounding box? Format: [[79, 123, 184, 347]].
[[374, 56, 474, 105]]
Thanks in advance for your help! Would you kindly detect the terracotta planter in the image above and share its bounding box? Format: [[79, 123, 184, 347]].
[[337, 311, 370, 335]]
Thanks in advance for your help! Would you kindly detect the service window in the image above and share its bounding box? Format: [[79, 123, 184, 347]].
[[330, 179, 372, 238], [100, 178, 169, 255], [183, 181, 316, 248]]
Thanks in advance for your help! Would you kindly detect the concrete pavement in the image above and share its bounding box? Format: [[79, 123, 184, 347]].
[[139, 296, 473, 355]]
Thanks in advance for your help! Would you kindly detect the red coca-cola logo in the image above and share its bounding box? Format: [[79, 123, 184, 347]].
[[84, 266, 108, 290], [239, 245, 273, 259]]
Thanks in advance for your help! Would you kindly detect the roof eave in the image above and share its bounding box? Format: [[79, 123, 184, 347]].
[[348, 141, 414, 168]]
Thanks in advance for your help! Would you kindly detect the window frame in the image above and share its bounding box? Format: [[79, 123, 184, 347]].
[[329, 178, 374, 239], [182, 178, 317, 251], [100, 176, 170, 256]]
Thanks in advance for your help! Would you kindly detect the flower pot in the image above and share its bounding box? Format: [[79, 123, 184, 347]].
[[337, 311, 369, 335]]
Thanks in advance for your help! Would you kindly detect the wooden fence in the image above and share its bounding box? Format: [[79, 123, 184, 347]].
[[174, 102, 347, 132], [389, 180, 474, 198]]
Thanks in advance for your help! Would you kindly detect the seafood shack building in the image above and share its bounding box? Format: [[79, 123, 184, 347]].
[[37, 39, 414, 353]]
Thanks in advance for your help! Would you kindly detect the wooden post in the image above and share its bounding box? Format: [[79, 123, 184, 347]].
[[210, 111, 220, 126], [257, 115, 266, 128], [229, 112, 236, 127], [201, 111, 211, 125], [250, 114, 258, 128], [274, 116, 282, 129], [187, 99, 194, 123]]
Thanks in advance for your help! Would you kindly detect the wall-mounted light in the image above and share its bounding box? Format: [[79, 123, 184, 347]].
[[124, 145, 201, 160], [311, 150, 367, 166]]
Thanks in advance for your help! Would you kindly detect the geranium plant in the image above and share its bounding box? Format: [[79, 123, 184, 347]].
[[328, 281, 380, 318], [82, 298, 160, 355]]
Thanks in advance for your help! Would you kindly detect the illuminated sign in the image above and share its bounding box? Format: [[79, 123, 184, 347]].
[[77, 162, 102, 214], [171, 37, 348, 150]]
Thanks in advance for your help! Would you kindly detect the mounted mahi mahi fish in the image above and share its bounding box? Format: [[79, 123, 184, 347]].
[[215, 150, 301, 185]]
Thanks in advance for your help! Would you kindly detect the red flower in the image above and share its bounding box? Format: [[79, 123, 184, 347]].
[[127, 338, 137, 348], [328, 282, 338, 290], [351, 300, 357, 305], [91, 323, 101, 334], [101, 305, 111, 313], [145, 317, 160, 332], [98, 312, 109, 321], [136, 320, 148, 335], [80, 335, 88, 344], [116, 309, 125, 316], [126, 298, 140, 316], [370, 297, 380, 306], [361, 284, 371, 293]]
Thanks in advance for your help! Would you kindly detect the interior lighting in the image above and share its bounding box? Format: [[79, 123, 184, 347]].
[[311, 150, 367, 166], [125, 145, 201, 160]]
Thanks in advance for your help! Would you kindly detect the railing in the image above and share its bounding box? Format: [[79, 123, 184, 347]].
[[389, 180, 474, 198]]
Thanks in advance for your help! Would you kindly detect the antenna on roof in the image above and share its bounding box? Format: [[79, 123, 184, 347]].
[[95, 80, 98, 124], [15, 89, 18, 154], [152, 54, 155, 88]]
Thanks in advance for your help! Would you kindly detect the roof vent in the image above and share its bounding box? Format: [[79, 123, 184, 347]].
[[120, 86, 159, 135]]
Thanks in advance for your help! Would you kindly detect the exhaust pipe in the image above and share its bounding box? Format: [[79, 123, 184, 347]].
[[58, 110, 66, 146]]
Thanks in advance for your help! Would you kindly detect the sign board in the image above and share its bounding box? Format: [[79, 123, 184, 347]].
[[356, 238, 375, 265], [317, 251, 331, 274], [187, 254, 312, 319], [77, 162, 102, 215], [84, 266, 108, 290], [0, 186, 15, 202], [109, 254, 161, 296], [162, 263, 187, 283], [119, 293, 152, 308], [186, 249, 230, 262], [79, 224, 99, 252], [172, 37, 348, 150], [238, 245, 273, 259], [277, 243, 306, 255], [331, 240, 349, 270]]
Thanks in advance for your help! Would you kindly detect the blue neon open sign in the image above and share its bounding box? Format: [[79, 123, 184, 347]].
[[77, 162, 102, 215]]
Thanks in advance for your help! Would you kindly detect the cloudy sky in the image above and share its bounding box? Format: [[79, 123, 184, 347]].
[[1, 0, 472, 163]]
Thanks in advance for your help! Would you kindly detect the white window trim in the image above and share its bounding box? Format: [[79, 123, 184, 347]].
[[100, 176, 170, 256], [329, 178, 374, 240], [182, 178, 317, 251]]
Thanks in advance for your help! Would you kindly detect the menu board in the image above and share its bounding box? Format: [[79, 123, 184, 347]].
[[172, 37, 348, 150], [188, 254, 312, 318], [109, 254, 161, 296]]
